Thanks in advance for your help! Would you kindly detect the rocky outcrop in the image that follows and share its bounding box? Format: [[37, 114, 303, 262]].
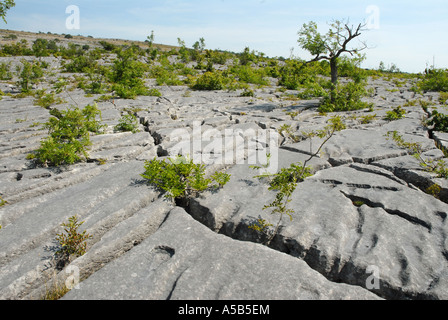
[[1, 51, 448, 300]]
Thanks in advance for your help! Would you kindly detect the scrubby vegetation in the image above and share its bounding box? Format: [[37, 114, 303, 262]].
[[27, 104, 104, 166], [55, 215, 92, 267], [141, 155, 231, 205]]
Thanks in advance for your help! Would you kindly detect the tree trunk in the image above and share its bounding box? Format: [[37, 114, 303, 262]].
[[330, 58, 338, 103], [330, 58, 338, 85]]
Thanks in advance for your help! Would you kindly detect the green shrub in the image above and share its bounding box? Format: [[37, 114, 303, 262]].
[[190, 71, 225, 91], [319, 81, 370, 112], [55, 215, 92, 265], [0, 62, 12, 80], [34, 90, 65, 109], [0, 39, 33, 56], [148, 88, 162, 97], [109, 47, 150, 99], [114, 113, 140, 133], [29, 104, 104, 166], [238, 47, 258, 66], [386, 131, 448, 179], [385, 106, 406, 121], [17, 60, 44, 93], [426, 110, 448, 132], [32, 38, 59, 57], [229, 65, 269, 86], [419, 69, 448, 92], [63, 55, 98, 73], [141, 155, 230, 203], [438, 92, 448, 105], [250, 116, 346, 244]]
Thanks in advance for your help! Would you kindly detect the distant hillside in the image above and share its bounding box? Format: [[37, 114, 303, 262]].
[[0, 28, 178, 51]]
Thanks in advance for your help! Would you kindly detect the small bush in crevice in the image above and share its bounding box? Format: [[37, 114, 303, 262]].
[[385, 106, 406, 121], [114, 113, 140, 133], [54, 215, 92, 269], [319, 81, 371, 112], [141, 155, 231, 205], [28, 104, 104, 167]]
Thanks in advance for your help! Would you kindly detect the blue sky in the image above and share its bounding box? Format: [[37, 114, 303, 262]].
[[2, 0, 448, 73]]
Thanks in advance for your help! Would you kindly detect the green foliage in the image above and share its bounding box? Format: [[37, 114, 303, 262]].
[[98, 41, 117, 52], [386, 131, 448, 179], [34, 90, 65, 109], [17, 60, 44, 93], [210, 171, 231, 188], [359, 114, 377, 124], [297, 21, 326, 56], [0, 0, 15, 23], [141, 155, 230, 203], [32, 38, 59, 57], [251, 116, 346, 244], [30, 104, 104, 166], [190, 71, 225, 91], [239, 47, 258, 66], [419, 69, 448, 92], [439, 92, 448, 105], [63, 55, 98, 73], [240, 88, 255, 97], [0, 196, 7, 207], [109, 47, 149, 99], [426, 184, 442, 199], [385, 106, 406, 121], [319, 81, 371, 112], [228, 64, 269, 86], [114, 113, 140, 133], [148, 88, 162, 97], [278, 124, 300, 143], [0, 39, 33, 56], [55, 215, 92, 262], [297, 81, 328, 100], [0, 61, 12, 80], [426, 110, 448, 132]]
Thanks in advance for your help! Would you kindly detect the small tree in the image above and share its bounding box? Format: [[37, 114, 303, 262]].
[[298, 19, 368, 101]]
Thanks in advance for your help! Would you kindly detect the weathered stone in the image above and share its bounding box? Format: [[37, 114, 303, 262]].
[[61, 207, 381, 300]]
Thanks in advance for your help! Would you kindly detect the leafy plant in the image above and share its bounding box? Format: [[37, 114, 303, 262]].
[[319, 80, 371, 112], [114, 113, 140, 133], [360, 114, 377, 124], [34, 90, 65, 109], [17, 60, 44, 93], [29, 104, 104, 166], [426, 110, 448, 132], [141, 155, 230, 204], [190, 71, 225, 91], [0, 62, 12, 80], [419, 69, 448, 92], [250, 116, 346, 244], [385, 106, 406, 121], [55, 215, 92, 266], [426, 184, 442, 199], [386, 131, 448, 179], [109, 47, 150, 99], [438, 92, 448, 105], [0, 196, 7, 206], [278, 124, 301, 143]]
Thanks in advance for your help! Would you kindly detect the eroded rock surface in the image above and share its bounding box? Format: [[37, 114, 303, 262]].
[[1, 44, 448, 300]]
